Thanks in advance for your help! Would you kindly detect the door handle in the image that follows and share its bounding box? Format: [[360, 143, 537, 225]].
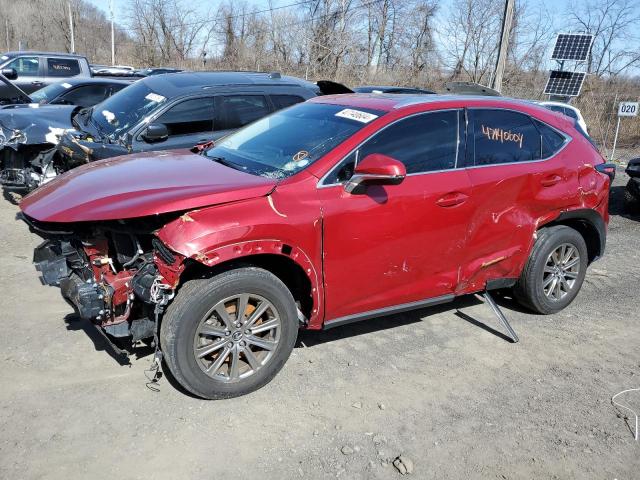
[[541, 174, 562, 187], [436, 192, 468, 207], [31, 81, 44, 86]]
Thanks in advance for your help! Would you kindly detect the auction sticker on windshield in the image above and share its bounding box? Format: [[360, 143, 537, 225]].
[[145, 92, 166, 103], [61, 83, 72, 89], [335, 108, 378, 123]]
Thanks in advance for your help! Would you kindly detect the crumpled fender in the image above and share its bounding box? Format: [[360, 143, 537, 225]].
[[56, 129, 129, 167], [0, 105, 76, 150], [156, 182, 325, 328]]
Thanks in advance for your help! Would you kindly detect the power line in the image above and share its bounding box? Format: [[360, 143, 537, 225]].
[[140, 0, 317, 31]]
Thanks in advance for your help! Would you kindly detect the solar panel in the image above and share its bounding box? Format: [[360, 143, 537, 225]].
[[551, 33, 593, 61], [544, 70, 586, 96]]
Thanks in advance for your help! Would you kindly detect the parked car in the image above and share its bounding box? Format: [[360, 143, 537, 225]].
[[2, 77, 132, 108], [539, 101, 588, 134], [354, 85, 435, 94], [624, 157, 640, 211], [91, 65, 136, 76], [0, 51, 93, 102], [135, 67, 183, 77], [20, 94, 613, 399], [0, 71, 345, 190]]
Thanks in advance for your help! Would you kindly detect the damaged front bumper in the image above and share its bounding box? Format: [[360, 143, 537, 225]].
[[29, 226, 183, 347]]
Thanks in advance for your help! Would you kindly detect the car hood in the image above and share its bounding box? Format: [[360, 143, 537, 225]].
[[0, 105, 76, 149], [0, 74, 32, 104], [20, 150, 277, 222]]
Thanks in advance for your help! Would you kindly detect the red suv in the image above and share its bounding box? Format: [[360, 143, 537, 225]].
[[20, 94, 612, 399]]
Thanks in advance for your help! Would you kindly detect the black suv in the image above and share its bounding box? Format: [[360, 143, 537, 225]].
[[0, 71, 346, 190]]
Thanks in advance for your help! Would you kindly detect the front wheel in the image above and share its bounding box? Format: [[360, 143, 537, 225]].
[[160, 267, 299, 399], [513, 226, 588, 314], [624, 179, 640, 213]]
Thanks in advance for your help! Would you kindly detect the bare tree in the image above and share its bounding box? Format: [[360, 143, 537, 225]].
[[569, 0, 640, 76], [128, 0, 215, 66], [442, 0, 502, 83]]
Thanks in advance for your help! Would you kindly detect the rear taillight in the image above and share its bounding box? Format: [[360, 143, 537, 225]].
[[595, 163, 616, 182]]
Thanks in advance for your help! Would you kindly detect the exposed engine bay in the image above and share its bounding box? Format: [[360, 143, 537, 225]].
[[1, 128, 131, 190], [0, 106, 77, 190], [22, 213, 185, 350]]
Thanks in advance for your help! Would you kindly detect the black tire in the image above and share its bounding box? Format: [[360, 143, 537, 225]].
[[160, 267, 298, 399], [624, 179, 640, 213], [513, 225, 588, 314]]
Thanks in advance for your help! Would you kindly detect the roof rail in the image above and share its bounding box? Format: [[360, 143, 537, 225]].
[[444, 81, 501, 96]]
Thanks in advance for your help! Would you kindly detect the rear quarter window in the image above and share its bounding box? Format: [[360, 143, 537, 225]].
[[47, 58, 81, 77], [533, 119, 566, 157]]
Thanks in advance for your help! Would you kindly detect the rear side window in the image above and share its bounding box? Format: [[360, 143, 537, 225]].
[[59, 85, 109, 106], [472, 109, 541, 165], [533, 120, 566, 157], [216, 95, 270, 131], [156, 98, 214, 136], [271, 94, 305, 111], [47, 58, 80, 77], [110, 84, 128, 96]]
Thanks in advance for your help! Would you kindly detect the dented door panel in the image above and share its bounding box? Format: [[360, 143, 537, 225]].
[[458, 107, 583, 293], [460, 155, 579, 293]]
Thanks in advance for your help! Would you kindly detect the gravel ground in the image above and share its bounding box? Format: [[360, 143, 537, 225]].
[[1, 168, 639, 480]]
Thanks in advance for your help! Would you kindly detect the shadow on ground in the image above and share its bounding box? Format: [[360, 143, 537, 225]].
[[296, 293, 521, 348]]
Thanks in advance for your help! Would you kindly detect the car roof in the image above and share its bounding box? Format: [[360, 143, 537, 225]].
[[2, 51, 86, 58], [141, 71, 318, 96], [310, 93, 548, 113], [355, 85, 433, 93], [56, 77, 133, 87]]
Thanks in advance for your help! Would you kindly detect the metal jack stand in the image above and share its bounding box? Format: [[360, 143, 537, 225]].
[[482, 291, 519, 343]]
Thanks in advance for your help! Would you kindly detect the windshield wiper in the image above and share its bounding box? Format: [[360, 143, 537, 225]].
[[209, 156, 245, 172]]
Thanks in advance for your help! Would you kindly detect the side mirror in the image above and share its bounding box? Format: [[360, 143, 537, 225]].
[[344, 153, 406, 194], [141, 123, 169, 143], [1, 68, 17, 80]]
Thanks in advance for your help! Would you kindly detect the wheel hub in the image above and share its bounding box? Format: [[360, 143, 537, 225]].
[[192, 293, 281, 382], [231, 331, 243, 342], [542, 243, 580, 301]]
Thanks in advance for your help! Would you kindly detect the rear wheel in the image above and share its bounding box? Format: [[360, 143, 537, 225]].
[[160, 267, 299, 399], [514, 226, 588, 314]]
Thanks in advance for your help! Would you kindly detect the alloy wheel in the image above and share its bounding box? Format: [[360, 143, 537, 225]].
[[193, 293, 281, 382], [542, 243, 580, 301]]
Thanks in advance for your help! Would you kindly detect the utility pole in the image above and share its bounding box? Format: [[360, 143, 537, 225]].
[[491, 0, 514, 93], [5, 18, 9, 51], [68, 1, 75, 53], [110, 0, 115, 65]]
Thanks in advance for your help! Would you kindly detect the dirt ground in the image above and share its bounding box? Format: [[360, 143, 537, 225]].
[[1, 167, 639, 480]]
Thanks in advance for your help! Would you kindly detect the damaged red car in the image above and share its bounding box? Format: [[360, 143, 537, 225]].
[[20, 94, 612, 399]]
